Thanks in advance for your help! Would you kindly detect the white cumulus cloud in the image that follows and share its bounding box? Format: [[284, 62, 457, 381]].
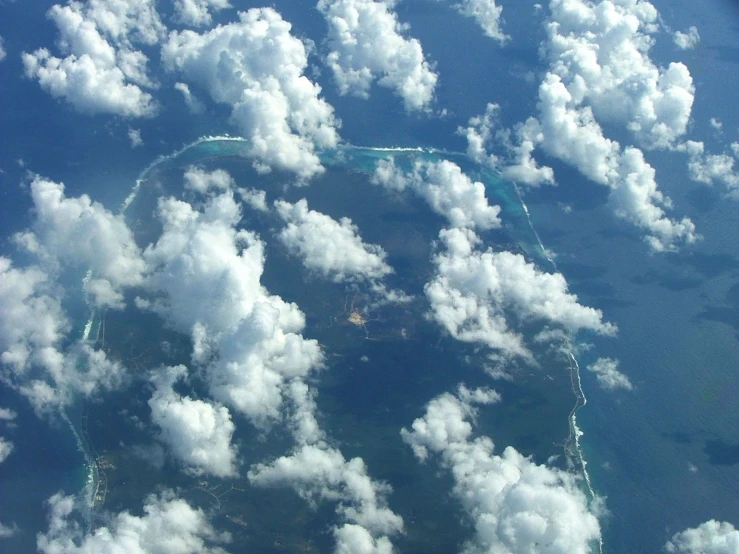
[[425, 228, 616, 361], [454, 0, 508, 43], [0, 437, 13, 463], [37, 490, 231, 554], [275, 198, 393, 283], [16, 176, 146, 309], [22, 0, 163, 117], [673, 26, 700, 50], [174, 0, 231, 27], [317, 0, 438, 111], [401, 386, 601, 554], [162, 8, 340, 180], [587, 357, 633, 391], [373, 158, 502, 230], [149, 364, 238, 478], [665, 520, 739, 554]]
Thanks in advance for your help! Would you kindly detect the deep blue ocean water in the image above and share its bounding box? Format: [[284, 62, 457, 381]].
[[0, 1, 738, 553]]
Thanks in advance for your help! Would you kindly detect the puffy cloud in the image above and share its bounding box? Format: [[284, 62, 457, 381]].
[[317, 0, 438, 111], [174, 0, 231, 27], [0, 407, 17, 421], [425, 228, 615, 361], [184, 166, 234, 194], [545, 0, 694, 150], [454, 0, 508, 43], [460, 104, 555, 187], [0, 437, 13, 463], [17, 176, 145, 309], [162, 8, 340, 180], [0, 35, 6, 61], [128, 128, 143, 147], [673, 26, 700, 50], [401, 387, 601, 554], [37, 490, 230, 554], [249, 443, 403, 546], [373, 158, 502, 230], [175, 82, 205, 113], [140, 191, 322, 428], [586, 357, 632, 391], [149, 365, 238, 478], [334, 524, 393, 554], [462, 1, 698, 250], [275, 199, 393, 283], [22, 0, 163, 117], [679, 140, 739, 197], [0, 258, 68, 376], [665, 520, 739, 554]]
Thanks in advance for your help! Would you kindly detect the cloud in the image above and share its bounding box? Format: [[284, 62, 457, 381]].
[[545, 0, 695, 150], [0, 436, 13, 463], [249, 443, 403, 545], [275, 198, 393, 283], [454, 0, 508, 43], [425, 228, 616, 361], [175, 82, 205, 113], [665, 520, 739, 554], [372, 158, 502, 230], [678, 141, 739, 197], [0, 407, 16, 421], [128, 127, 143, 147], [184, 166, 234, 194], [460, 103, 555, 187], [401, 386, 601, 554], [317, 0, 438, 111], [162, 8, 340, 180], [673, 26, 700, 50], [16, 176, 146, 309], [0, 521, 18, 539], [149, 364, 238, 478], [139, 190, 323, 428], [0, 35, 6, 61], [22, 0, 163, 117], [37, 490, 231, 554], [174, 0, 231, 27], [586, 357, 633, 391], [462, 1, 698, 251], [334, 524, 393, 554]]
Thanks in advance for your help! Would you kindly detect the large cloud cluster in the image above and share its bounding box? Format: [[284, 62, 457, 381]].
[[665, 520, 739, 554], [317, 0, 438, 111], [16, 176, 146, 309], [149, 364, 238, 478], [425, 228, 615, 361], [373, 158, 502, 231], [275, 198, 393, 283], [162, 8, 340, 180], [138, 188, 322, 428], [462, 0, 699, 251], [23, 0, 164, 117], [401, 386, 601, 554], [37, 490, 230, 554], [0, 260, 125, 413]]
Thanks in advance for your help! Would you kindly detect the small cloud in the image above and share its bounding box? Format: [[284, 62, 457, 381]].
[[709, 118, 723, 132], [673, 26, 700, 50], [128, 128, 143, 148], [665, 520, 739, 553], [587, 357, 633, 391]]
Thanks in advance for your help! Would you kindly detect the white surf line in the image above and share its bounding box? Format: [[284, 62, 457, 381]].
[[59, 409, 96, 532], [120, 134, 249, 212], [511, 183, 603, 554]]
